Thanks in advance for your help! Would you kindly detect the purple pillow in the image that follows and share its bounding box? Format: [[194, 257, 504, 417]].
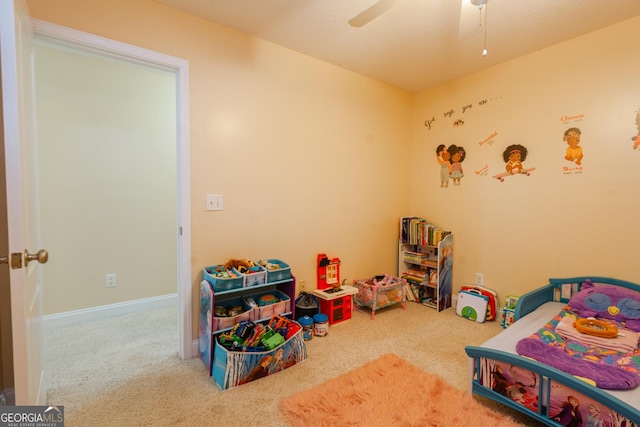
[[568, 280, 640, 332]]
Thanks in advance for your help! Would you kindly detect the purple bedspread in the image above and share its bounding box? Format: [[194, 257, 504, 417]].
[[515, 309, 640, 390]]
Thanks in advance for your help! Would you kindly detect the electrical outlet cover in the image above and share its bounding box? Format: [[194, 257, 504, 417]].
[[475, 273, 484, 286]]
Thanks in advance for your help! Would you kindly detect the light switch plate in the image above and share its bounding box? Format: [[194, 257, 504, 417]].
[[206, 194, 223, 211]]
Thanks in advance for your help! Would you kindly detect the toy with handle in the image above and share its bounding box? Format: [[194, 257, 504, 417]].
[[460, 284, 497, 321]]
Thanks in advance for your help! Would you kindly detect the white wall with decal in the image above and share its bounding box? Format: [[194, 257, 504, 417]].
[[411, 15, 640, 299]]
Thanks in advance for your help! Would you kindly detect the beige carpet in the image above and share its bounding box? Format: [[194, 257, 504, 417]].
[[280, 352, 525, 426], [45, 302, 546, 426]]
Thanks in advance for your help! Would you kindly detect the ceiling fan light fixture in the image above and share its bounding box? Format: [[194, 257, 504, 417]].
[[470, 0, 489, 9], [469, 0, 490, 57]]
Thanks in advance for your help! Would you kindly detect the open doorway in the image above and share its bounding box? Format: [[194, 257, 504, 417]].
[[34, 36, 179, 316], [31, 20, 192, 373]]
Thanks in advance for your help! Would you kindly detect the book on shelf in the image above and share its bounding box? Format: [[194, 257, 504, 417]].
[[429, 269, 438, 286], [404, 250, 427, 256], [413, 283, 425, 300], [403, 252, 430, 264], [401, 217, 451, 247], [401, 217, 423, 245], [404, 282, 416, 301], [402, 270, 428, 284], [401, 268, 438, 286], [421, 297, 436, 308]]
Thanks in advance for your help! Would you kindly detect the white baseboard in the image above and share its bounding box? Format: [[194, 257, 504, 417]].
[[44, 293, 178, 329]]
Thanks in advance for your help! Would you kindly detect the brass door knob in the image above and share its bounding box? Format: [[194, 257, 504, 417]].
[[24, 249, 48, 266]]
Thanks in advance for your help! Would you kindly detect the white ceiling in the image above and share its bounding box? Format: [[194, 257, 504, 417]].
[[155, 0, 640, 93]]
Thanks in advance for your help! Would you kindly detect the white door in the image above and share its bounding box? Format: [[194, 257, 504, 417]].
[[0, 0, 46, 405]]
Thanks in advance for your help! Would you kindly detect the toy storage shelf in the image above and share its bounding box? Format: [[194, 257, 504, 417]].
[[398, 216, 453, 312], [199, 275, 297, 375]]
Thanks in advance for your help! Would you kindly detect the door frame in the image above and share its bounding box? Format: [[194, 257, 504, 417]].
[[31, 19, 193, 359]]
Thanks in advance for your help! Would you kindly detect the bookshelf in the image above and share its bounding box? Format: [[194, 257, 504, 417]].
[[398, 216, 453, 312]]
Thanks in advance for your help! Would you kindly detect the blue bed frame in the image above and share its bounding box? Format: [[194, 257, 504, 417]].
[[465, 276, 640, 426]]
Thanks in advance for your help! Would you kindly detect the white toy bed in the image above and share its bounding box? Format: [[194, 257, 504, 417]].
[[465, 276, 640, 426]]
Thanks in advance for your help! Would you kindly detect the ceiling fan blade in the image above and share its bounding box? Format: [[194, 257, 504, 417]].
[[458, 0, 484, 40], [348, 0, 399, 28]]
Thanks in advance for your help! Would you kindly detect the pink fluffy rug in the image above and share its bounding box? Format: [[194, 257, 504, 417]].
[[279, 353, 524, 427]]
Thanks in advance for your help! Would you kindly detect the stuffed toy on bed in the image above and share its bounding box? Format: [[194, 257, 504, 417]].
[[566, 279, 640, 331]]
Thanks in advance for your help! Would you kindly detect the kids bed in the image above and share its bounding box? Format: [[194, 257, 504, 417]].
[[465, 276, 640, 426]]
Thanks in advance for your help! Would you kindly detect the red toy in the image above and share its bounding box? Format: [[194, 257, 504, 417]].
[[314, 253, 354, 325], [317, 253, 341, 290]]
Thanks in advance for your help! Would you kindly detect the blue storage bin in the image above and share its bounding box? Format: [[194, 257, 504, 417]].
[[258, 259, 291, 283], [203, 266, 243, 292]]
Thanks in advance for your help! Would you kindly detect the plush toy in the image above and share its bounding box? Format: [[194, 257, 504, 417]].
[[573, 318, 618, 338], [256, 260, 281, 271], [224, 258, 255, 274], [386, 289, 402, 302], [568, 279, 640, 332], [376, 293, 390, 307]]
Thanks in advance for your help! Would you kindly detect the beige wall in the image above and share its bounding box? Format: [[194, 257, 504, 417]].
[[26, 0, 640, 337], [26, 0, 413, 331], [412, 15, 640, 298], [34, 42, 178, 314]]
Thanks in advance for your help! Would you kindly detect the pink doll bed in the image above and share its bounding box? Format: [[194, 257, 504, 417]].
[[465, 276, 640, 426], [352, 274, 406, 319]]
